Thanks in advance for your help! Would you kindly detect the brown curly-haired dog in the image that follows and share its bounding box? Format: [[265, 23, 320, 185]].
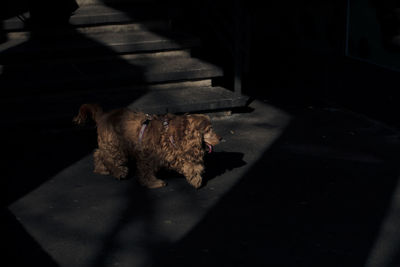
[[73, 104, 221, 188]]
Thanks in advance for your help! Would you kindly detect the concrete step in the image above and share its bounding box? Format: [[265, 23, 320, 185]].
[[0, 86, 248, 128], [6, 21, 172, 40], [0, 30, 200, 63], [0, 54, 223, 92], [128, 86, 248, 114], [0, 2, 247, 122], [3, 3, 181, 31], [71, 3, 181, 27], [0, 79, 213, 106], [77, 0, 157, 5]]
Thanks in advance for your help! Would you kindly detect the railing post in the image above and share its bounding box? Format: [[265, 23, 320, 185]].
[[234, 0, 242, 96]]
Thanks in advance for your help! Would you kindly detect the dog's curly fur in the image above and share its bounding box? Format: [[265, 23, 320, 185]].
[[73, 104, 221, 188]]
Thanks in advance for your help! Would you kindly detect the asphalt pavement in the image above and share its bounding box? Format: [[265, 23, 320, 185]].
[[4, 99, 400, 267]]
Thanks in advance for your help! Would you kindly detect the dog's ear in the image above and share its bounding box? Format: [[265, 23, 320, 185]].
[[168, 115, 187, 142], [192, 114, 211, 132]]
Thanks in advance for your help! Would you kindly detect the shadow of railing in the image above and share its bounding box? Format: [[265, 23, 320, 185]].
[[2, 35, 149, 206], [1, 2, 153, 264]]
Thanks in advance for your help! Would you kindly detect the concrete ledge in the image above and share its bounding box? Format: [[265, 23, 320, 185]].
[[3, 3, 181, 31], [0, 55, 223, 90], [0, 86, 247, 128]]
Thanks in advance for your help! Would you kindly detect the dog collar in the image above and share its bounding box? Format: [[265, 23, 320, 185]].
[[162, 117, 177, 148], [138, 118, 151, 144], [139, 116, 177, 148]]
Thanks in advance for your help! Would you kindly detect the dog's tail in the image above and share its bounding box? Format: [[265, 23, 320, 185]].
[[73, 103, 103, 125]]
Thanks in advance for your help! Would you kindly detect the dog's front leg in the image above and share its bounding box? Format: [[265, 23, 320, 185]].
[[182, 163, 204, 189], [136, 157, 166, 189]]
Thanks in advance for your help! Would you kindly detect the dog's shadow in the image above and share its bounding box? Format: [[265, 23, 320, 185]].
[[203, 151, 247, 185], [203, 151, 246, 184], [155, 151, 246, 186]]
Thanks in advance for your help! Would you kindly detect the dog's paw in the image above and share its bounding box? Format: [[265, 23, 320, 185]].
[[147, 179, 167, 189], [187, 175, 202, 189], [138, 176, 167, 189], [113, 166, 129, 180], [94, 165, 110, 176], [94, 169, 111, 176]]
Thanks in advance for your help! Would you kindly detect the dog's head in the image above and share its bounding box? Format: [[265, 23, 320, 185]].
[[189, 114, 222, 153]]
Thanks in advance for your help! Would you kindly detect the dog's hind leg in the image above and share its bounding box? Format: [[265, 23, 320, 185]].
[[93, 149, 110, 175], [95, 147, 129, 179]]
